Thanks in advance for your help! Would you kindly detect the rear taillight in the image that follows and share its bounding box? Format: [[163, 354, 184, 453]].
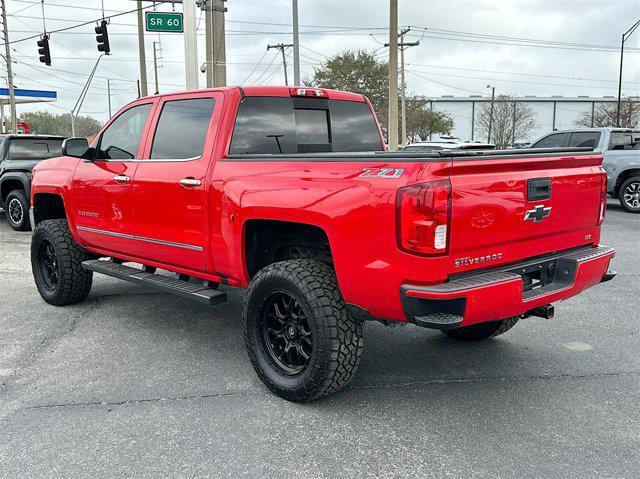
[[597, 170, 607, 227], [396, 180, 451, 255], [290, 87, 328, 98]]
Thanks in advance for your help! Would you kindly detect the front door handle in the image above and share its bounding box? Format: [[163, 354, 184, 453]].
[[113, 175, 131, 183], [180, 178, 202, 187]]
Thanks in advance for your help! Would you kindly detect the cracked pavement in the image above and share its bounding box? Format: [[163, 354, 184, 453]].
[[0, 198, 638, 478]]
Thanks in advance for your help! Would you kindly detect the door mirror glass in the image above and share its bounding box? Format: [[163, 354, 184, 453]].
[[62, 138, 90, 158]]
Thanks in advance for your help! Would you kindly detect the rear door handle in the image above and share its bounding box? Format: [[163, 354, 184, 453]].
[[180, 178, 202, 187], [113, 175, 131, 183]]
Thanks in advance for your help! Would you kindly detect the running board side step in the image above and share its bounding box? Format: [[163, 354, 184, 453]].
[[82, 259, 227, 305]]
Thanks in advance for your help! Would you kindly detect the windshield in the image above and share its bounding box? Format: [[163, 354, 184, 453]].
[[8, 138, 63, 160]]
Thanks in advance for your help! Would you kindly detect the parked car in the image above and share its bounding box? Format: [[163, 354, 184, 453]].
[[0, 134, 65, 230], [29, 86, 615, 401], [404, 139, 495, 151], [529, 128, 640, 212]]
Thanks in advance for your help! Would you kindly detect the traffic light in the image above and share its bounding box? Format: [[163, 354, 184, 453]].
[[95, 20, 110, 54], [37, 34, 51, 66]]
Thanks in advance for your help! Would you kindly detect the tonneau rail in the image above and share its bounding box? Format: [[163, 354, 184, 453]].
[[224, 147, 596, 162]]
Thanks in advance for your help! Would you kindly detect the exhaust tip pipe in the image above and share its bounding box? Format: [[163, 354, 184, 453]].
[[527, 304, 555, 319]]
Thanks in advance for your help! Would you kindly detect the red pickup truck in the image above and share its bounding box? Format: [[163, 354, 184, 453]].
[[29, 86, 616, 401]]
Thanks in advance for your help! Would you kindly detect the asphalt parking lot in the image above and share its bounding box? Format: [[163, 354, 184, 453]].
[[0, 198, 638, 478]]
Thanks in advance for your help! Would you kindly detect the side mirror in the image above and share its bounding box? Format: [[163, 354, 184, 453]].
[[62, 138, 90, 159]]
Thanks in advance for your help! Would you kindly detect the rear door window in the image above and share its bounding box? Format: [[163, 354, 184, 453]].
[[8, 138, 63, 159], [530, 133, 567, 149], [229, 97, 383, 154], [568, 132, 600, 148], [150, 98, 215, 159]]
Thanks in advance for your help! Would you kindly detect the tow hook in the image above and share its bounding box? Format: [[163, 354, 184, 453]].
[[526, 304, 555, 319]]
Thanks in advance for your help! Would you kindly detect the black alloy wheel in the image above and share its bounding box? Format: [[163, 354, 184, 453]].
[[260, 291, 313, 375]]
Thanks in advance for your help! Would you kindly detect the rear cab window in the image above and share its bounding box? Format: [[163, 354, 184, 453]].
[[150, 98, 215, 159], [229, 97, 383, 155], [530, 133, 567, 149], [567, 132, 601, 148], [8, 138, 63, 160]]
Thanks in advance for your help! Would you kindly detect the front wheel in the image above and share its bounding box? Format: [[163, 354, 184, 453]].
[[243, 259, 363, 402], [618, 177, 640, 213], [442, 316, 519, 341], [31, 219, 93, 306]]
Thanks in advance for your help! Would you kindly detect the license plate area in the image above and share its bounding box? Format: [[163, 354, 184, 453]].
[[509, 259, 558, 293]]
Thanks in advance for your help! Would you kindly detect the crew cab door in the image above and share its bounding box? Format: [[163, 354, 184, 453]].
[[70, 102, 154, 256], [132, 92, 221, 273]]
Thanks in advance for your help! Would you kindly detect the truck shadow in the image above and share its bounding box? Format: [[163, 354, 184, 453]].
[[81, 279, 541, 402]]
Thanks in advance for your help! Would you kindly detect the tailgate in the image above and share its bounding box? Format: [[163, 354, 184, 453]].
[[447, 152, 603, 274]]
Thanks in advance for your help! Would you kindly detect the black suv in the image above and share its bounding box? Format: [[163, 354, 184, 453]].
[[0, 135, 65, 231]]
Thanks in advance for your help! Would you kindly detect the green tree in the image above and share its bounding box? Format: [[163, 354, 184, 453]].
[[18, 111, 102, 138], [405, 97, 453, 141], [305, 50, 389, 128]]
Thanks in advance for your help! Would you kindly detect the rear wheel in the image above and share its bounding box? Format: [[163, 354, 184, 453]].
[[31, 219, 93, 306], [443, 316, 519, 342], [5, 189, 30, 231], [243, 259, 363, 402], [618, 177, 640, 213]]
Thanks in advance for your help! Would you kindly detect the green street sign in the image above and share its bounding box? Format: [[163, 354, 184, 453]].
[[145, 12, 183, 33]]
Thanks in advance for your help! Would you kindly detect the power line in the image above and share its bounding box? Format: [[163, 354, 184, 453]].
[[0, 2, 157, 46]]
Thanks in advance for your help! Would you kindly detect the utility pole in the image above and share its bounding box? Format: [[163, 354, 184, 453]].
[[292, 0, 300, 85], [1, 0, 17, 134], [486, 85, 495, 143], [386, 27, 419, 147], [136, 1, 148, 97], [268, 43, 293, 85], [388, 0, 399, 150], [107, 78, 112, 118], [152, 41, 159, 94], [616, 19, 640, 127], [184, 0, 199, 89], [203, 0, 226, 87]]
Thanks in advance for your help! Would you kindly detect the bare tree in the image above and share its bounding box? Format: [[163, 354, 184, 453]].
[[575, 98, 639, 128], [476, 95, 537, 148]]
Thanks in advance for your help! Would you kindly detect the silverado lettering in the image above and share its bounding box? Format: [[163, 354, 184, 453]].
[[28, 86, 616, 402]]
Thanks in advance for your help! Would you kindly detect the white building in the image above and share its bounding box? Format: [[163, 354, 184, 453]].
[[419, 95, 638, 143]]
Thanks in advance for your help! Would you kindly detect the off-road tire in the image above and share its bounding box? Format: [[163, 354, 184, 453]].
[[618, 177, 640, 213], [5, 189, 30, 231], [443, 316, 519, 341], [243, 259, 364, 402], [31, 219, 93, 306]]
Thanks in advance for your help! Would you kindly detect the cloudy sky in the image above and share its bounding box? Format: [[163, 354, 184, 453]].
[[3, 0, 639, 125]]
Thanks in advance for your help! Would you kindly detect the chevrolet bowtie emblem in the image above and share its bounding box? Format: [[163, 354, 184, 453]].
[[524, 205, 552, 222]]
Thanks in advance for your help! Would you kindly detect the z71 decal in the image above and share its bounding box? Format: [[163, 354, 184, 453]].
[[359, 167, 404, 179]]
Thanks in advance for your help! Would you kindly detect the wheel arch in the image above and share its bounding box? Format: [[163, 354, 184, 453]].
[[32, 192, 68, 226], [0, 172, 30, 204], [243, 219, 333, 280], [614, 168, 640, 197]]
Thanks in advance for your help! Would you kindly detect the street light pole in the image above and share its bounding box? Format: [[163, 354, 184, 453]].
[[616, 19, 640, 127], [487, 85, 495, 143]]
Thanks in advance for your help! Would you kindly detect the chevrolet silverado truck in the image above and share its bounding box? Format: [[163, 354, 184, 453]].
[[0, 134, 64, 230], [530, 128, 640, 212], [28, 86, 616, 401]]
